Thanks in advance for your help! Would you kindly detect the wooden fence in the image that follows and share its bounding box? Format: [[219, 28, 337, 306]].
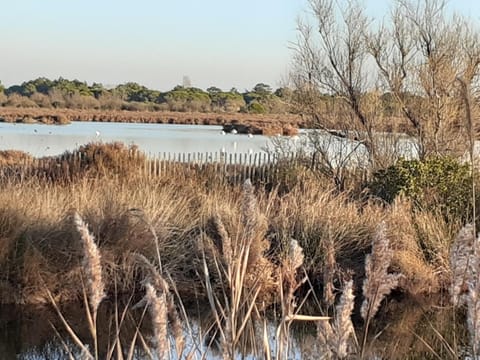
[[0, 150, 370, 185]]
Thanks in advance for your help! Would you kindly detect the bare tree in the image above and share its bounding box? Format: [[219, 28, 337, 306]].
[[367, 0, 480, 158], [292, 0, 393, 170], [292, 0, 480, 171]]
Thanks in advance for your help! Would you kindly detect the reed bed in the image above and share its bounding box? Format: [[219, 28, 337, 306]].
[[0, 143, 473, 358]]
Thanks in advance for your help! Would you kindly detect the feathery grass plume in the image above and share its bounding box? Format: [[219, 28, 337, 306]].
[[73, 212, 105, 313], [277, 239, 305, 358], [450, 223, 475, 307], [361, 221, 401, 321], [317, 280, 355, 359], [316, 320, 334, 358], [213, 214, 232, 265], [288, 238, 304, 273], [135, 254, 185, 358], [145, 282, 168, 360], [241, 178, 257, 239], [282, 239, 305, 310]]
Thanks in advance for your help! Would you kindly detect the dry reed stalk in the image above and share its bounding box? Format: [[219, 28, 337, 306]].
[[361, 221, 402, 322], [450, 223, 475, 306], [145, 282, 169, 360], [73, 212, 105, 314], [202, 180, 277, 359], [316, 280, 355, 359]]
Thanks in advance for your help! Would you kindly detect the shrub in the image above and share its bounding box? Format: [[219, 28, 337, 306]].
[[368, 156, 474, 222], [247, 102, 266, 114]]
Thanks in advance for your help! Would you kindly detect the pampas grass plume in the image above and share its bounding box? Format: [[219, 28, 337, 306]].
[[74, 212, 105, 313], [361, 221, 401, 321], [145, 282, 168, 360], [242, 179, 257, 238], [317, 280, 355, 359]]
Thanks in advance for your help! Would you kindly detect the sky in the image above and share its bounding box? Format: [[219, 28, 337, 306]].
[[1, 0, 479, 92]]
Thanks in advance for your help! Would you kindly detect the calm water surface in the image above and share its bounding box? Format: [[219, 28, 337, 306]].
[[0, 122, 275, 158]]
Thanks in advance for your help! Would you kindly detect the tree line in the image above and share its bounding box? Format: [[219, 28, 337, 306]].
[[0, 78, 291, 114]]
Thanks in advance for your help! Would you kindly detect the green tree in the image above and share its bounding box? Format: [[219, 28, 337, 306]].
[[253, 83, 272, 96]]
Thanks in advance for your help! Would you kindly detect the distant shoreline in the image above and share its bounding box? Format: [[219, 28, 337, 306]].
[[0, 107, 303, 136]]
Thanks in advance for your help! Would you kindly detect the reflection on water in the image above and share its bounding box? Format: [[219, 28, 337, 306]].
[[0, 122, 273, 158], [0, 298, 468, 359]]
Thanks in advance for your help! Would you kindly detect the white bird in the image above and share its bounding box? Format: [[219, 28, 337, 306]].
[[247, 133, 253, 138], [221, 147, 226, 153], [231, 128, 238, 134], [248, 148, 253, 154], [95, 130, 100, 137], [220, 130, 226, 135]]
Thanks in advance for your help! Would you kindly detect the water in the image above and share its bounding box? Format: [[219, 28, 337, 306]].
[[0, 122, 417, 164], [0, 300, 465, 359], [0, 122, 274, 158]]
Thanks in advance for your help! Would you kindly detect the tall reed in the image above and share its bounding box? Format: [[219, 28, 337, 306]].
[[201, 179, 278, 359]]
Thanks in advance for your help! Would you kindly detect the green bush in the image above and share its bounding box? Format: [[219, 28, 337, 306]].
[[368, 156, 475, 222], [247, 101, 266, 114]]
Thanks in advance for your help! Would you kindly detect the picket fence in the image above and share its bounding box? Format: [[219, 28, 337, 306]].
[[0, 150, 370, 185]]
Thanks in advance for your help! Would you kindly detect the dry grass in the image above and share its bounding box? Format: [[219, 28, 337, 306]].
[[0, 180, 451, 307], [0, 145, 463, 321]]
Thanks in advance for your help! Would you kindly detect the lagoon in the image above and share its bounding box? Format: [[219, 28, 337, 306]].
[[0, 122, 275, 158]]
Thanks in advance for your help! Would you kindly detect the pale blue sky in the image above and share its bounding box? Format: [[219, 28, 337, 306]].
[[0, 0, 479, 91]]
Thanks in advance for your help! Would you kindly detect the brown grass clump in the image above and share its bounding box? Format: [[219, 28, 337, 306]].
[[71, 142, 146, 178], [0, 150, 33, 165], [270, 180, 382, 281], [386, 198, 442, 295]]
